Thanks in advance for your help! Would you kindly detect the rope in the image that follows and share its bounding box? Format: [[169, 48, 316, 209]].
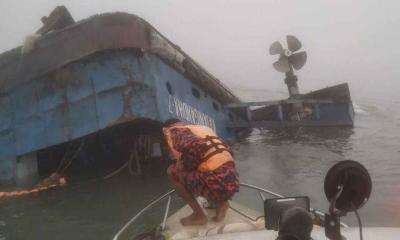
[[104, 135, 154, 179], [56, 140, 85, 174], [103, 161, 129, 179], [128, 147, 141, 177]]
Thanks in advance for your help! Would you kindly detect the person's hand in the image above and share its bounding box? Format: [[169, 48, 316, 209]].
[[162, 127, 169, 135]]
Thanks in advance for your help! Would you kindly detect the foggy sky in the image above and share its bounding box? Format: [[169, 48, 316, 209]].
[[0, 0, 399, 101]]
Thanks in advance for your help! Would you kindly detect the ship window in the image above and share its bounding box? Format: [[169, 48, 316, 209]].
[[166, 82, 173, 95], [192, 87, 201, 99], [213, 102, 220, 112], [229, 113, 234, 121]]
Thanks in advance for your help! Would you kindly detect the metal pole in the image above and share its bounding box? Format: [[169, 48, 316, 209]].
[[277, 105, 283, 121], [258, 191, 266, 201], [113, 189, 175, 240], [161, 195, 172, 231]]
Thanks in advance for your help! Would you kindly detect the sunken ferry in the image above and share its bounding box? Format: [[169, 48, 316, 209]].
[[0, 6, 246, 184], [0, 6, 353, 184]]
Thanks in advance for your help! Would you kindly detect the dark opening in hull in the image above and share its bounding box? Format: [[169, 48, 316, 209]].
[[36, 119, 169, 182]]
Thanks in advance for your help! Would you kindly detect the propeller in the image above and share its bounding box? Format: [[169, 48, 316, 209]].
[[269, 35, 307, 73]]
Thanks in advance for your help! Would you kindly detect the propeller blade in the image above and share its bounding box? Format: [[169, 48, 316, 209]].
[[269, 41, 284, 55], [288, 51, 307, 70], [273, 55, 290, 73], [286, 35, 302, 52]]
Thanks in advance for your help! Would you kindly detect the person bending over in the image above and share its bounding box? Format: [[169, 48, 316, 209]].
[[163, 119, 239, 226]]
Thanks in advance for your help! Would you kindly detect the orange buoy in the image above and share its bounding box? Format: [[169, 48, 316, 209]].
[[30, 189, 39, 194], [59, 177, 67, 186], [39, 186, 48, 191], [0, 175, 66, 199], [8, 192, 18, 197]]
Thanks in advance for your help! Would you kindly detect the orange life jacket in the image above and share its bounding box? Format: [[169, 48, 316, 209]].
[[164, 125, 234, 172]]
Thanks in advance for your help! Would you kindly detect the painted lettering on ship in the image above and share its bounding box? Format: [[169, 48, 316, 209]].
[[168, 94, 216, 131]]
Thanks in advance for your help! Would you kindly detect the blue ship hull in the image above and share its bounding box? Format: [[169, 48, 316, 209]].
[[0, 13, 243, 183]]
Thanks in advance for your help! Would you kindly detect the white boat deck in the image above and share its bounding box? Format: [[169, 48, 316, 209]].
[[162, 197, 265, 240], [163, 198, 265, 240]]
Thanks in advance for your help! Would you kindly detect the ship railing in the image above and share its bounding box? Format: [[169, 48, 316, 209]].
[[112, 182, 348, 240]]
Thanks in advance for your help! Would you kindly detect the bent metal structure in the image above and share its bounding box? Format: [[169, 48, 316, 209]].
[[0, 12, 244, 183]]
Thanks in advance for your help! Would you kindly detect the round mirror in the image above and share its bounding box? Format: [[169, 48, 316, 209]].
[[324, 160, 372, 213]]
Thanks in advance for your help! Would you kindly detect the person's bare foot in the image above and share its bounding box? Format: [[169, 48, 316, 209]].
[[213, 201, 229, 222], [204, 201, 217, 209], [180, 212, 207, 226]]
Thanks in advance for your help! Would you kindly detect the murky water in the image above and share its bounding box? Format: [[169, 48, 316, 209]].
[[0, 170, 175, 240], [1, 93, 400, 239]]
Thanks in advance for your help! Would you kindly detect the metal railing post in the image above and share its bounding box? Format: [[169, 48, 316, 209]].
[[161, 195, 172, 231], [258, 191, 266, 201], [113, 189, 175, 240]]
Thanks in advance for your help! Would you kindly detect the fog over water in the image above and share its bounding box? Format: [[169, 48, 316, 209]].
[[1, 0, 400, 99]]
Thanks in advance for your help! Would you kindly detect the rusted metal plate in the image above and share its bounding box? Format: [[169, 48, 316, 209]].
[[304, 83, 351, 102], [225, 99, 333, 108], [0, 95, 13, 132], [228, 119, 354, 128], [68, 96, 99, 139], [0, 13, 149, 93], [0, 13, 241, 107], [0, 126, 16, 182], [43, 106, 69, 145], [15, 115, 47, 154], [13, 81, 40, 123], [37, 75, 66, 112], [96, 89, 125, 129]]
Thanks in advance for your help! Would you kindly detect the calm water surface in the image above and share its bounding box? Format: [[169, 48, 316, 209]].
[[1, 93, 400, 240]]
